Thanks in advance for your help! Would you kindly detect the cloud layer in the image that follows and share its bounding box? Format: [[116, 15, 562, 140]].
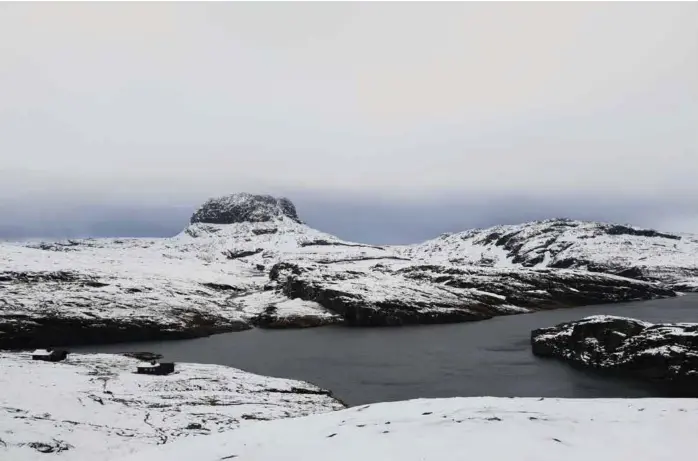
[[0, 3, 696, 239]]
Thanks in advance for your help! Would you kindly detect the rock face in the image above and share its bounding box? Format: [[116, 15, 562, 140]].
[[0, 193, 693, 349], [190, 193, 301, 224], [403, 218, 698, 291], [0, 268, 253, 349], [0, 352, 344, 460], [268, 262, 675, 327], [531, 315, 698, 395]]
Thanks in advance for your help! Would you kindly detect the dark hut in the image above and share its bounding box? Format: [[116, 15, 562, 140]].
[[136, 360, 175, 376], [32, 349, 69, 362]]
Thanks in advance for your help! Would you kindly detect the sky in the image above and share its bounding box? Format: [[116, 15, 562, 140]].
[[1, 2, 696, 243]]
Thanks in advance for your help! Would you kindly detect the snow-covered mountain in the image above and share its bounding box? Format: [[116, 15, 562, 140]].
[[402, 218, 698, 290], [1, 194, 695, 348]]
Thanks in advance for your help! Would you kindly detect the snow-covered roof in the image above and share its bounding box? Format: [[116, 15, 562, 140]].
[[31, 349, 53, 356]]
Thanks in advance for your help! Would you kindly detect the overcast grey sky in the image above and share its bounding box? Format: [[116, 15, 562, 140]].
[[1, 2, 696, 242]]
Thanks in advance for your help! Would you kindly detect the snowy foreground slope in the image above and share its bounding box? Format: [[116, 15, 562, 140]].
[[1, 194, 695, 348], [0, 352, 343, 461], [117, 397, 698, 461]]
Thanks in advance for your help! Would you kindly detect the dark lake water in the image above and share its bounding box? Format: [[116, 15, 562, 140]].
[[74, 295, 698, 406]]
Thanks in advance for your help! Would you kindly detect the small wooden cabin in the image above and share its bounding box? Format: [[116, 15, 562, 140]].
[[32, 349, 68, 362], [136, 361, 175, 376]]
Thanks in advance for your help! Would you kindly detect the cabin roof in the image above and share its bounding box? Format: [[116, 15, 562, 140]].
[[32, 349, 53, 356]]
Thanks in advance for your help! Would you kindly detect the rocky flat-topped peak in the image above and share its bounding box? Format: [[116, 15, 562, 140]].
[[190, 193, 301, 225]]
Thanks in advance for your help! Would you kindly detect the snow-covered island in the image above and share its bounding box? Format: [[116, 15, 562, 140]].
[[1, 193, 697, 348], [532, 315, 698, 395], [0, 352, 344, 460]]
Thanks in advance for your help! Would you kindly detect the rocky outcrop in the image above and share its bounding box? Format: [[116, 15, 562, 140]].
[[190, 193, 301, 224], [223, 248, 263, 260], [250, 305, 341, 329], [0, 269, 252, 350], [268, 262, 675, 327], [531, 315, 698, 395], [0, 311, 251, 350], [241, 291, 342, 329]]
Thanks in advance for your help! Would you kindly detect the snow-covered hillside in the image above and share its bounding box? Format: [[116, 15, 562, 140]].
[[1, 195, 694, 348], [0, 194, 390, 347], [116, 397, 698, 461], [0, 352, 343, 461], [402, 218, 698, 290]]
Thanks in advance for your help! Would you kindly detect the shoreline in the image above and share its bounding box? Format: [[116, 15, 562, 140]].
[[1, 290, 682, 351]]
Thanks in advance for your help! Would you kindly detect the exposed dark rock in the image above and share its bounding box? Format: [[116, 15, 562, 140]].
[[190, 193, 301, 224], [83, 280, 110, 288], [300, 240, 385, 250], [548, 258, 577, 269], [249, 304, 341, 329], [605, 225, 680, 240], [269, 262, 304, 281], [201, 282, 242, 292], [27, 441, 73, 454], [28, 240, 82, 252], [315, 257, 411, 265], [481, 232, 502, 246], [0, 271, 86, 284], [607, 267, 647, 280], [531, 315, 698, 395], [251, 228, 278, 235], [123, 352, 163, 361], [223, 249, 263, 260], [266, 386, 334, 397], [0, 314, 251, 350]]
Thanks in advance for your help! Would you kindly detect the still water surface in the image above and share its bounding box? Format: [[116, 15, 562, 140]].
[[75, 295, 697, 406]]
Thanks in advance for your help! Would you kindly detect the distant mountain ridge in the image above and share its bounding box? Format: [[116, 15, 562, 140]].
[[0, 193, 695, 349], [402, 218, 698, 290]]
